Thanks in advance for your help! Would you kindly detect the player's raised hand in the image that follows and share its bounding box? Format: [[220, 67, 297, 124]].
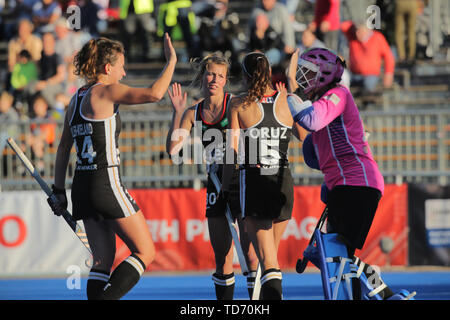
[[275, 81, 287, 95], [163, 32, 177, 64], [287, 48, 300, 93], [168, 82, 187, 114]]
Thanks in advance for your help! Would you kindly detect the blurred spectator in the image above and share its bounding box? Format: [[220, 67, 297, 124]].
[[157, 0, 200, 60], [54, 17, 84, 65], [415, 0, 432, 60], [61, 63, 83, 103], [340, 0, 376, 59], [309, 0, 340, 52], [26, 95, 56, 175], [0, 0, 39, 40], [375, 0, 396, 45], [78, 0, 102, 37], [7, 19, 43, 73], [279, 0, 304, 32], [248, 12, 284, 65], [119, 0, 156, 62], [250, 0, 296, 56], [298, 28, 326, 52], [0, 91, 20, 139], [394, 0, 418, 64], [196, 0, 245, 74], [0, 91, 20, 177], [29, 32, 66, 110], [50, 92, 68, 121], [31, 0, 62, 34], [341, 21, 395, 93], [10, 49, 38, 99], [92, 0, 111, 33]]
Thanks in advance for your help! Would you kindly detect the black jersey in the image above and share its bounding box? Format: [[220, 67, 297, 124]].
[[194, 92, 232, 177], [241, 91, 292, 171], [239, 91, 294, 221], [194, 93, 240, 218], [69, 83, 121, 171]]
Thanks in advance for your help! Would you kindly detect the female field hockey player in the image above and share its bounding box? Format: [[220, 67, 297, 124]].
[[48, 33, 177, 300], [166, 54, 259, 300], [222, 52, 307, 300], [285, 47, 403, 299]]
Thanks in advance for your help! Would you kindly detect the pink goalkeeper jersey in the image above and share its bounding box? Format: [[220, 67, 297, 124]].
[[291, 85, 384, 194]]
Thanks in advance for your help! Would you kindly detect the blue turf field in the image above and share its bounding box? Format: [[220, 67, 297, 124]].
[[1, 270, 449, 300]]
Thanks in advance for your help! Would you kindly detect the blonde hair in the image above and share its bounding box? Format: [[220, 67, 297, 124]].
[[73, 37, 124, 84], [189, 53, 230, 90]]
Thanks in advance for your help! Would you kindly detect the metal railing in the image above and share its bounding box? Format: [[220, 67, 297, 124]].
[[1, 108, 449, 191]]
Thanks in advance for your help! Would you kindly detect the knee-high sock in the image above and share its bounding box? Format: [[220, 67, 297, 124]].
[[100, 254, 146, 300], [87, 268, 110, 300], [212, 272, 235, 300], [260, 268, 282, 300]]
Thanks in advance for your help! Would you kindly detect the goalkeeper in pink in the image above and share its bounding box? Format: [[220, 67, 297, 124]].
[[286, 47, 403, 300]]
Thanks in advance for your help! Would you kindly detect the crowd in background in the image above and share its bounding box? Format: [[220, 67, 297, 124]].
[[0, 0, 449, 175]]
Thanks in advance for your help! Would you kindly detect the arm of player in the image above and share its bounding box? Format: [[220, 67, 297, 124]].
[[49, 103, 74, 215], [287, 87, 347, 132], [105, 33, 177, 105], [54, 102, 74, 190]]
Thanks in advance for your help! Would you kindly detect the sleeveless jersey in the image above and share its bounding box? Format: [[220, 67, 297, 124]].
[[195, 92, 232, 176], [69, 83, 121, 171], [241, 91, 292, 169]]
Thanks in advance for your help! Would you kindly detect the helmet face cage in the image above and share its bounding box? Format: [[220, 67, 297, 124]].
[[296, 58, 321, 94], [296, 48, 345, 95]]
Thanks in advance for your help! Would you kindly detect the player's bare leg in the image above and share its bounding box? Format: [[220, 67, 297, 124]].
[[245, 217, 282, 300]]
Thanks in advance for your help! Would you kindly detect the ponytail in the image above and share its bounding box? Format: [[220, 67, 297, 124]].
[[241, 52, 271, 109], [73, 37, 124, 84]]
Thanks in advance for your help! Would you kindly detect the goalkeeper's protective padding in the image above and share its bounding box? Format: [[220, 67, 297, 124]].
[[303, 230, 417, 300], [352, 258, 417, 300], [302, 134, 320, 170], [303, 229, 355, 300]]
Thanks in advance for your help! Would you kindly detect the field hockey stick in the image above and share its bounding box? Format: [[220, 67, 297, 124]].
[[296, 206, 328, 274], [6, 137, 92, 255], [209, 171, 249, 276], [252, 263, 262, 300]]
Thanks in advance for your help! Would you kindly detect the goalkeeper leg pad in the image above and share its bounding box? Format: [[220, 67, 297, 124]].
[[352, 257, 417, 300], [303, 230, 355, 300]]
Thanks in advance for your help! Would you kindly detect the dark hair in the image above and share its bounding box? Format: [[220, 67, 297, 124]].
[[241, 52, 271, 108], [73, 37, 124, 84], [190, 53, 230, 89], [19, 49, 31, 60]]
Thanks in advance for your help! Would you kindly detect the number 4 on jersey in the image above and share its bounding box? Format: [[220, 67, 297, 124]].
[[75, 135, 97, 164]]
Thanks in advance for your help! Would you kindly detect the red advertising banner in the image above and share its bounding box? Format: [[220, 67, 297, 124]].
[[113, 184, 408, 271]]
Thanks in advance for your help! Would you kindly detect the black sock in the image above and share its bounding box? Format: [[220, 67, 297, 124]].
[[260, 268, 282, 300], [87, 268, 110, 300], [100, 254, 146, 300], [246, 270, 257, 299], [353, 257, 394, 299], [212, 272, 235, 300]]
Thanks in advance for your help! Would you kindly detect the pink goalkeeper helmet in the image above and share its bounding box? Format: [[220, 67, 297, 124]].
[[296, 47, 346, 95]]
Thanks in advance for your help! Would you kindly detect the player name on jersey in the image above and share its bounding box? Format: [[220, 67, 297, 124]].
[[245, 126, 289, 140], [70, 123, 93, 138]]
